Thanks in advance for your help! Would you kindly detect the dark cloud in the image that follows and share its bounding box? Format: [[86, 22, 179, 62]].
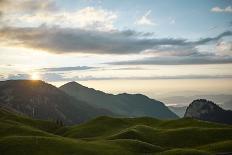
[[192, 31, 232, 45], [39, 66, 96, 72], [0, 26, 231, 55], [108, 56, 232, 65]]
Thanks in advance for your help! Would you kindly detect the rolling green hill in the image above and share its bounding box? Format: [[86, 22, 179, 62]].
[[0, 108, 232, 155]]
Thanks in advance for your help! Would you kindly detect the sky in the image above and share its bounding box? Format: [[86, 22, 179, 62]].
[[0, 0, 232, 105]]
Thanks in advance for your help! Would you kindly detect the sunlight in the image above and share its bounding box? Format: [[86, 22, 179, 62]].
[[31, 73, 40, 80]]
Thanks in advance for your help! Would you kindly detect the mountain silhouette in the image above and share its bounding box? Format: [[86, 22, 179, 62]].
[[60, 81, 178, 119], [0, 80, 112, 124], [184, 99, 232, 125]]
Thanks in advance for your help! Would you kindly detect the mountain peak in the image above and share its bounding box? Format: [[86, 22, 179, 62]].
[[185, 99, 222, 117], [61, 81, 87, 88], [184, 99, 232, 124], [0, 80, 112, 124]]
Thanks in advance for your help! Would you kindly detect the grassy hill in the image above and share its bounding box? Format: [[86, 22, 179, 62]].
[[0, 108, 232, 155]]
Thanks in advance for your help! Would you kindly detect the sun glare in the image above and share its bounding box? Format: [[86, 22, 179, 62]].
[[31, 73, 40, 80]]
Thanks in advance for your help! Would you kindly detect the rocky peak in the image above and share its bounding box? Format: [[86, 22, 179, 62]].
[[184, 99, 232, 125], [184, 99, 222, 118]]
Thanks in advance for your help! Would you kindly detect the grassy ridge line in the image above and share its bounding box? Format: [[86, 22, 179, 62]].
[[0, 122, 55, 138], [0, 136, 166, 155], [108, 125, 232, 148], [1, 108, 232, 155], [61, 116, 232, 139], [198, 140, 232, 153], [1, 136, 231, 155], [156, 148, 212, 155], [0, 108, 60, 133], [0, 109, 164, 154]]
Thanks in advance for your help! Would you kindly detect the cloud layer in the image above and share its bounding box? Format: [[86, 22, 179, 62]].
[[107, 56, 232, 65], [211, 6, 232, 13], [39, 66, 96, 72], [0, 26, 231, 56], [3, 72, 232, 82]]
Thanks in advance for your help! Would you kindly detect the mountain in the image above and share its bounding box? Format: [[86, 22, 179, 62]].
[[60, 81, 178, 119], [168, 105, 187, 117], [184, 99, 232, 125], [0, 80, 112, 124], [1, 107, 232, 155]]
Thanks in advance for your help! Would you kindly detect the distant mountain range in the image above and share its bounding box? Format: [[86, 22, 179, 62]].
[[0, 80, 178, 125], [184, 99, 232, 125], [60, 81, 178, 119], [0, 80, 112, 124]]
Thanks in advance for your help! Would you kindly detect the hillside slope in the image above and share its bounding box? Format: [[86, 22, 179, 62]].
[[60, 82, 178, 119], [0, 108, 232, 155], [0, 80, 112, 124]]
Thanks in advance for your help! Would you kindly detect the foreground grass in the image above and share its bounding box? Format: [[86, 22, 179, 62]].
[[0, 108, 232, 155]]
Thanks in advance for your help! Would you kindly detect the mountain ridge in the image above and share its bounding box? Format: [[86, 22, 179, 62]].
[[60, 81, 178, 119], [0, 80, 113, 124]]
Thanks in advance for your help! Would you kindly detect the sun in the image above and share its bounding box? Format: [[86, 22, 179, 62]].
[[31, 73, 40, 80]]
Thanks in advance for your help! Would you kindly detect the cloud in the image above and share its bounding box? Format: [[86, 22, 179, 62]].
[[17, 7, 117, 31], [135, 10, 156, 26], [0, 0, 117, 31], [5, 72, 68, 82], [6, 73, 30, 80], [39, 66, 96, 72], [107, 56, 232, 65], [40, 73, 68, 82], [0, 26, 231, 55], [191, 31, 232, 45], [216, 41, 232, 56], [0, 0, 57, 14], [4, 73, 232, 82], [141, 45, 204, 57], [170, 19, 175, 25], [211, 6, 232, 13]]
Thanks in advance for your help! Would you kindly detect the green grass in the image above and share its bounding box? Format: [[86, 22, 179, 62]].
[[0, 136, 135, 155], [156, 148, 212, 155], [199, 140, 232, 153], [1, 109, 232, 155], [0, 108, 60, 133]]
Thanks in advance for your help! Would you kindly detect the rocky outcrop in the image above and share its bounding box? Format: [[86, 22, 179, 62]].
[[184, 99, 232, 125]]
